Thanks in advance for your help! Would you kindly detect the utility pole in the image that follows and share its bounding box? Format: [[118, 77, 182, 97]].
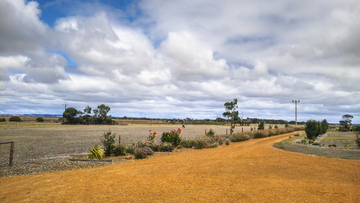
[[63, 104, 67, 111], [292, 100, 300, 126]]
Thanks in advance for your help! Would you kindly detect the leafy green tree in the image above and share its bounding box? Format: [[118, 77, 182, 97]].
[[321, 119, 329, 134], [258, 121, 264, 130], [305, 119, 319, 139], [9, 116, 21, 122], [340, 114, 353, 129], [36, 117, 44, 122], [93, 104, 111, 124], [223, 99, 239, 126], [84, 106, 92, 115], [63, 107, 78, 124]]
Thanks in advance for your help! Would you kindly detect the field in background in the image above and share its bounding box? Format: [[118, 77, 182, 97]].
[[0, 124, 266, 167]]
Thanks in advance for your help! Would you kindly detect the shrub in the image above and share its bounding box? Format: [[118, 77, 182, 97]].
[[114, 144, 126, 156], [252, 130, 269, 139], [100, 131, 116, 156], [285, 123, 289, 128], [229, 132, 250, 142], [134, 147, 153, 159], [356, 138, 360, 147], [305, 119, 327, 139], [309, 139, 314, 144], [258, 121, 264, 130], [225, 138, 230, 145], [193, 139, 207, 149], [0, 118, 6, 122], [9, 116, 21, 122], [87, 145, 105, 160], [126, 146, 135, 154], [180, 139, 194, 148], [211, 135, 224, 145], [209, 143, 219, 148], [161, 128, 182, 147], [206, 129, 215, 138], [268, 125, 272, 129], [339, 127, 349, 132], [36, 117, 44, 122], [274, 125, 278, 129], [301, 139, 307, 145]]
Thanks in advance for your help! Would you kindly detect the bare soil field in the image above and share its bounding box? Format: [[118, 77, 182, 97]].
[[0, 132, 359, 202], [0, 125, 252, 167]]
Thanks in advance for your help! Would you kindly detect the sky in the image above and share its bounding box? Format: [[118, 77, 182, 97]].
[[0, 0, 359, 123]]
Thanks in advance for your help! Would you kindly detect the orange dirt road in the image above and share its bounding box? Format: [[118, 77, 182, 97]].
[[1, 132, 359, 202]]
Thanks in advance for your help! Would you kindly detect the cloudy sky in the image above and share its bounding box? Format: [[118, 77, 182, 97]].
[[0, 0, 359, 123]]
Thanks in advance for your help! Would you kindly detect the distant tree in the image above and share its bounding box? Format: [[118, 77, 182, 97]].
[[84, 106, 92, 115], [258, 121, 264, 130], [9, 116, 21, 122], [63, 107, 78, 124], [285, 123, 289, 128], [321, 119, 329, 134], [36, 117, 44, 122], [223, 99, 239, 125], [0, 118, 6, 122], [353, 125, 360, 139], [93, 104, 111, 124], [340, 114, 353, 129]]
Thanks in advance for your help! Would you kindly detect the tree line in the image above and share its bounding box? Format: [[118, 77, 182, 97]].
[[63, 104, 116, 125]]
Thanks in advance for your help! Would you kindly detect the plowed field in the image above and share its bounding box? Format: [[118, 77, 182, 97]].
[[1, 132, 359, 202]]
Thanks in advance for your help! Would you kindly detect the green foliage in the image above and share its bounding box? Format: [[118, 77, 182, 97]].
[[230, 125, 235, 135], [223, 99, 239, 124], [209, 143, 219, 148], [36, 117, 44, 122], [340, 114, 353, 128], [301, 138, 307, 145], [268, 125, 272, 129], [63, 107, 78, 124], [0, 118, 6, 122], [225, 138, 230, 145], [161, 128, 182, 146], [134, 147, 154, 159], [206, 129, 215, 137], [252, 130, 269, 139], [100, 131, 116, 156], [285, 123, 289, 128], [126, 146, 135, 154], [356, 138, 360, 147], [180, 139, 194, 148], [87, 145, 105, 160], [274, 125, 278, 129], [353, 126, 360, 139], [193, 139, 208, 149], [113, 144, 126, 156], [321, 119, 329, 134], [9, 116, 21, 122], [305, 119, 328, 139], [93, 104, 111, 124], [258, 121, 264, 130], [229, 132, 250, 142]]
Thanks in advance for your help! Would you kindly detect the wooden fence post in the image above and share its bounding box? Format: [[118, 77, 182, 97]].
[[9, 142, 14, 166], [226, 129, 228, 135], [205, 130, 207, 136], [242, 127, 243, 132]]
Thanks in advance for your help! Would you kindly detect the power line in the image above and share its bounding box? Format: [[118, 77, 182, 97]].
[[301, 93, 360, 103]]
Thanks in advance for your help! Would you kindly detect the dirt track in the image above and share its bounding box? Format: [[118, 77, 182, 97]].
[[1, 132, 359, 202]]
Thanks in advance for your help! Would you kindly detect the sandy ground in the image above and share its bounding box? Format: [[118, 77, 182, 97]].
[[1, 132, 359, 202]]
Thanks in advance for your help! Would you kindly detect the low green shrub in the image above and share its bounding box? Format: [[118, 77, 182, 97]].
[[0, 118, 6, 122], [229, 132, 250, 142], [36, 117, 44, 122], [274, 125, 278, 129], [87, 145, 105, 160], [301, 139, 307, 145], [225, 138, 230, 145], [209, 143, 219, 148], [309, 139, 314, 144], [356, 138, 360, 147], [161, 128, 182, 147], [114, 144, 126, 156], [252, 130, 269, 139], [126, 146, 135, 154], [193, 139, 208, 149], [9, 116, 21, 122], [100, 131, 116, 156], [206, 129, 215, 138], [180, 139, 194, 148]]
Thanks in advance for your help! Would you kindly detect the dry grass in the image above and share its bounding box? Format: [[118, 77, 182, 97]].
[[0, 132, 359, 202]]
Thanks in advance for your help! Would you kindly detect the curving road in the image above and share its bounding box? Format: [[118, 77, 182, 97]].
[[1, 132, 359, 202]]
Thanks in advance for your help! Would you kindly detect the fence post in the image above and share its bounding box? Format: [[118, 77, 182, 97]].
[[119, 135, 121, 145], [242, 127, 243, 132], [226, 129, 228, 135], [9, 142, 14, 166], [205, 130, 206, 136]]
